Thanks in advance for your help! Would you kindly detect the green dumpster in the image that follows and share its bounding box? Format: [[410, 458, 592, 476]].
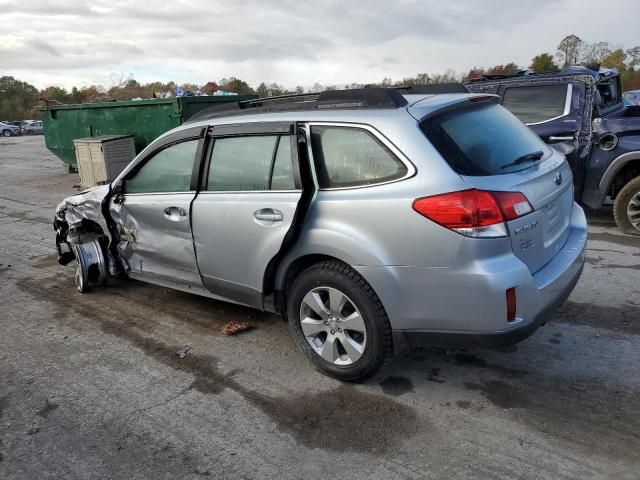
[[42, 95, 256, 171]]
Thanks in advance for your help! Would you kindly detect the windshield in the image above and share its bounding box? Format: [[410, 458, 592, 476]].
[[421, 102, 551, 176]]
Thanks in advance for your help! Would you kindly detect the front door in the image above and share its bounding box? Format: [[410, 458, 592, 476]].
[[191, 123, 303, 308], [110, 134, 203, 288]]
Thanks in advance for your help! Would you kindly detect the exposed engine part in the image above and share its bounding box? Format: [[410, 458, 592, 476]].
[[73, 238, 108, 293]]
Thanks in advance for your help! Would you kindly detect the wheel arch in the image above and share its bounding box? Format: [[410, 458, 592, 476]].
[[269, 250, 380, 318], [599, 151, 640, 198]]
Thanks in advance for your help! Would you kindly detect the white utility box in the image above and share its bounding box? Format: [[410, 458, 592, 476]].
[[73, 135, 136, 187]]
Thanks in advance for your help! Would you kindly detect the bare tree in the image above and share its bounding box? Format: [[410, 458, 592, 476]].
[[556, 34, 584, 67], [581, 41, 612, 66]]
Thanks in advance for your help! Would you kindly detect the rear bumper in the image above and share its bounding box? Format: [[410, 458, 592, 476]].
[[394, 260, 583, 351], [357, 202, 587, 350]]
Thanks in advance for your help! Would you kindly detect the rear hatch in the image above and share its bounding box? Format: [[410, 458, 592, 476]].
[[420, 99, 574, 274]]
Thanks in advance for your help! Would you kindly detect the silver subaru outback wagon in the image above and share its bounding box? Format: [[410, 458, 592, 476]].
[[54, 88, 587, 381]]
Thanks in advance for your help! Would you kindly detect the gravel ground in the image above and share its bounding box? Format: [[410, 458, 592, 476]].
[[1, 136, 639, 480]]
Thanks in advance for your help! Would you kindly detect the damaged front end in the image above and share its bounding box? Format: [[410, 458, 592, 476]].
[[54, 185, 120, 292]]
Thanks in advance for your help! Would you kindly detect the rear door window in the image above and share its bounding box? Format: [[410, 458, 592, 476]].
[[207, 135, 296, 191], [501, 84, 569, 124], [310, 125, 407, 188], [421, 103, 551, 176]]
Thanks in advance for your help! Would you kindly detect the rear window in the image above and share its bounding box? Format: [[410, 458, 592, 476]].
[[501, 84, 568, 124], [421, 103, 551, 176]]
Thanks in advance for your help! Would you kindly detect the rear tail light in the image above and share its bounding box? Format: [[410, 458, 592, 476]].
[[412, 189, 533, 238]]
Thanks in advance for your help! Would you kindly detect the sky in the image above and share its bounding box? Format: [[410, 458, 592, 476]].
[[0, 0, 638, 90]]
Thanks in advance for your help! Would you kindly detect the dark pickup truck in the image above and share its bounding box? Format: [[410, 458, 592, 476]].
[[466, 67, 640, 235]]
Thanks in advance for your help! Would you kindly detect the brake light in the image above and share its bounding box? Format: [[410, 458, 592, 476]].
[[412, 189, 533, 238]]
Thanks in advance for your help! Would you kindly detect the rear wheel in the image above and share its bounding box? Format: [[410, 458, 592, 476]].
[[613, 176, 640, 235], [287, 260, 391, 381], [2, 130, 11, 137]]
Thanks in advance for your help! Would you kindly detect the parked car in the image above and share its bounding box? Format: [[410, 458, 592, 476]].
[[22, 120, 43, 135], [53, 88, 587, 381], [466, 67, 640, 235], [623, 90, 640, 106], [0, 121, 21, 137]]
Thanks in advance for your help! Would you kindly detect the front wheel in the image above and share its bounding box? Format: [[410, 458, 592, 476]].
[[613, 176, 640, 235], [287, 261, 391, 382]]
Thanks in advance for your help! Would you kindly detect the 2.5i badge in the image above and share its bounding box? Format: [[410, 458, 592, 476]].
[[514, 220, 539, 235]]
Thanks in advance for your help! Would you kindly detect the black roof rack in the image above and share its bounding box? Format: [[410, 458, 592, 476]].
[[187, 88, 408, 123], [186, 85, 470, 123]]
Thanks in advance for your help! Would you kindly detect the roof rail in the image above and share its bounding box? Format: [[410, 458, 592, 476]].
[[187, 87, 411, 123]]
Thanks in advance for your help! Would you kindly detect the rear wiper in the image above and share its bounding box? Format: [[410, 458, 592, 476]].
[[500, 150, 544, 170]]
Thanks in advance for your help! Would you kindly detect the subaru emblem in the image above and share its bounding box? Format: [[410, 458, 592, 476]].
[[554, 172, 563, 186]]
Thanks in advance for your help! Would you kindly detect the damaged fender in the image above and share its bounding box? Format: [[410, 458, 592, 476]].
[[54, 184, 116, 289]]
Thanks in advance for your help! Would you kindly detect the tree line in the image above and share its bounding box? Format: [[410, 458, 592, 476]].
[[2, 34, 639, 121]]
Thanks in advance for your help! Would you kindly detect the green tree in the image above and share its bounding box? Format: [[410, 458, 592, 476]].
[[0, 76, 39, 120], [486, 63, 520, 75], [601, 48, 627, 72], [256, 82, 269, 97], [530, 53, 559, 72], [219, 77, 255, 95], [40, 86, 71, 103]]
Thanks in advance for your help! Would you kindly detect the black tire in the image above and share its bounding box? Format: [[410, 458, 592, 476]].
[[2, 130, 11, 137], [613, 175, 640, 235], [287, 260, 392, 382]]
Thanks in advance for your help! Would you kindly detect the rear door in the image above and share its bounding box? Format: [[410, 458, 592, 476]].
[[190, 122, 303, 308]]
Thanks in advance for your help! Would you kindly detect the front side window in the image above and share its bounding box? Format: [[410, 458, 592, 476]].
[[207, 135, 296, 191], [501, 84, 569, 124], [310, 126, 407, 188], [125, 140, 198, 194]]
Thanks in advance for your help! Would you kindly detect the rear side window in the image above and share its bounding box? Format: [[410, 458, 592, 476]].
[[125, 140, 198, 193], [421, 103, 551, 176], [501, 84, 568, 124], [207, 135, 296, 191], [310, 126, 407, 188]]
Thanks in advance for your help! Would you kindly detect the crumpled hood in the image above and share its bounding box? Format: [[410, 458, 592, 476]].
[[56, 184, 112, 243]]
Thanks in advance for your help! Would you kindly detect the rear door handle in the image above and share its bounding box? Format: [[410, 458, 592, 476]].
[[163, 206, 187, 221], [254, 208, 283, 222]]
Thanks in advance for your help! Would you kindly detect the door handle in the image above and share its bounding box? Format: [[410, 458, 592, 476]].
[[254, 208, 284, 222], [163, 206, 187, 221], [549, 136, 574, 142]]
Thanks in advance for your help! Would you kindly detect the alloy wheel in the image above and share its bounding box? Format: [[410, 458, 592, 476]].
[[627, 191, 640, 233], [299, 286, 367, 365]]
